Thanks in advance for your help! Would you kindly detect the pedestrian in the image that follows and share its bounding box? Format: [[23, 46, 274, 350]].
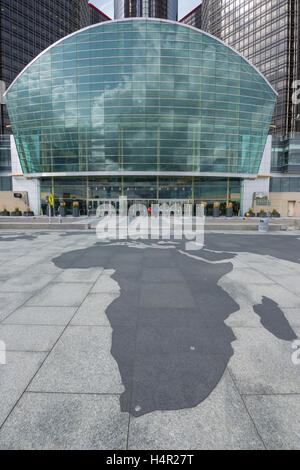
[[148, 206, 152, 217]]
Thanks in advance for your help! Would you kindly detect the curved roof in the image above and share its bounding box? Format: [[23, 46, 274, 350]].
[[5, 18, 277, 97], [5, 18, 277, 176]]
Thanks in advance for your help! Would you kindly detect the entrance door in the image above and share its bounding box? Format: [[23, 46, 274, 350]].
[[87, 199, 118, 216], [288, 201, 296, 217]]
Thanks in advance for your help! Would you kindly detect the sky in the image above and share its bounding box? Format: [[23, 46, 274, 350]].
[[91, 0, 202, 20]]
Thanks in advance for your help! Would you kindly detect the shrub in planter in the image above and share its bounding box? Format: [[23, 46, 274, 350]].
[[213, 202, 220, 218], [271, 208, 280, 218], [226, 202, 233, 217], [0, 206, 10, 216], [59, 201, 66, 217], [72, 201, 80, 217], [245, 207, 255, 217], [11, 206, 22, 216], [23, 205, 34, 217], [257, 208, 267, 218]]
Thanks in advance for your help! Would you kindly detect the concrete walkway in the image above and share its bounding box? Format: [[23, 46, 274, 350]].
[[0, 230, 299, 449]]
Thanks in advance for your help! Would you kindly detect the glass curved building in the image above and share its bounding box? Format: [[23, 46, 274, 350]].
[[4, 19, 277, 215]]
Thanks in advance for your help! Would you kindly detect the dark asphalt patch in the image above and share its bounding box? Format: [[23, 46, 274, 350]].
[[254, 296, 297, 341], [52, 234, 300, 416]]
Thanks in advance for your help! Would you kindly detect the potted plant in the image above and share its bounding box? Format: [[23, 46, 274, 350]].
[[226, 202, 233, 217], [0, 206, 10, 216], [72, 201, 80, 217], [200, 201, 207, 216], [11, 206, 22, 216], [271, 208, 280, 218], [23, 205, 34, 217], [213, 201, 220, 218], [258, 208, 267, 218], [59, 201, 66, 217], [246, 207, 255, 217]]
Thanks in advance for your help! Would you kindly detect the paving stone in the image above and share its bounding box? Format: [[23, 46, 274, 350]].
[[141, 267, 185, 283], [55, 268, 103, 283], [244, 395, 300, 450], [0, 351, 46, 427], [71, 293, 119, 326], [28, 326, 124, 394], [0, 324, 64, 351], [26, 283, 93, 307], [0, 273, 56, 293], [91, 274, 120, 293], [3, 306, 76, 325], [228, 327, 300, 394], [282, 308, 300, 327], [0, 292, 34, 322], [140, 283, 196, 309], [0, 393, 128, 450], [128, 371, 264, 450]]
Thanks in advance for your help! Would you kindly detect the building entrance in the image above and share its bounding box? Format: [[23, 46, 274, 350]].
[[86, 199, 194, 216]]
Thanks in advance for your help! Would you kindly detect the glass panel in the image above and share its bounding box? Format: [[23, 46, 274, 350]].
[[6, 20, 276, 175]]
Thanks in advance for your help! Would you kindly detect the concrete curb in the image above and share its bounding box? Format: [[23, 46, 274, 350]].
[[0, 223, 90, 230]]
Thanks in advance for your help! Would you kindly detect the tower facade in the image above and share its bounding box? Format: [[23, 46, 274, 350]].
[[114, 0, 178, 20], [180, 3, 202, 29], [201, 0, 299, 136], [0, 0, 109, 134]]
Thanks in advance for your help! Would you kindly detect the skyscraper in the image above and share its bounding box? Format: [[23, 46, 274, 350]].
[[201, 0, 298, 137], [0, 0, 109, 134], [114, 0, 178, 21], [89, 2, 112, 25], [180, 3, 202, 29], [202, 0, 300, 214]]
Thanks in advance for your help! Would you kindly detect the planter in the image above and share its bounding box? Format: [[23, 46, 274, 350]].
[[11, 212, 22, 216], [59, 207, 66, 217], [213, 207, 220, 218], [226, 207, 233, 217], [23, 211, 34, 217], [257, 213, 267, 218], [73, 207, 80, 217], [271, 214, 280, 218], [0, 212, 10, 216]]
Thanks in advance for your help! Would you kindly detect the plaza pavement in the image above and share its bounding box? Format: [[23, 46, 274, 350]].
[[0, 229, 299, 449]]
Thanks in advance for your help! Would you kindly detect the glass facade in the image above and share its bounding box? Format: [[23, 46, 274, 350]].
[[0, 135, 11, 171], [40, 175, 241, 215], [271, 132, 300, 174], [270, 176, 300, 193], [202, 0, 299, 137], [0, 134, 12, 190], [0, 0, 109, 134], [5, 19, 276, 176], [114, 0, 178, 20]]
